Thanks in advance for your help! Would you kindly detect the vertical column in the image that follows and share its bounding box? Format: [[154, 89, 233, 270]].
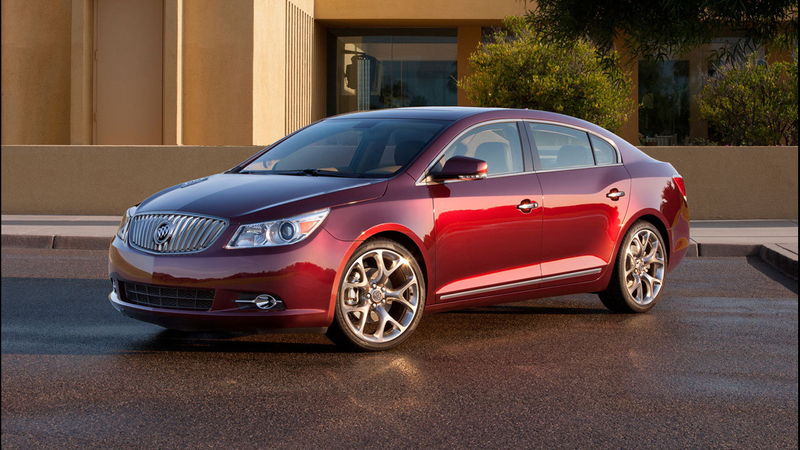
[[163, 0, 183, 144], [617, 60, 639, 145], [687, 46, 708, 143], [252, 0, 287, 145], [311, 22, 327, 122], [456, 26, 481, 107], [71, 0, 93, 144], [182, 0, 254, 145], [614, 36, 639, 145]]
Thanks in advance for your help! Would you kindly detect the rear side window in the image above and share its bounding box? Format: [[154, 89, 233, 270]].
[[590, 135, 617, 165], [527, 123, 594, 170], [433, 122, 524, 176]]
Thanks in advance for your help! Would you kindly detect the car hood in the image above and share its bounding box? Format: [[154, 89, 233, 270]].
[[136, 173, 387, 222]]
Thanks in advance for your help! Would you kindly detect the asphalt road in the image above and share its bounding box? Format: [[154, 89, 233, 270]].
[[2, 248, 798, 449]]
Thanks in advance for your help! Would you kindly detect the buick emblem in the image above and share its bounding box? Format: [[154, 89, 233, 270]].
[[153, 220, 173, 245]]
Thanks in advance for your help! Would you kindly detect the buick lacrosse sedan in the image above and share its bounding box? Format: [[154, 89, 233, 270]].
[[109, 107, 690, 350]]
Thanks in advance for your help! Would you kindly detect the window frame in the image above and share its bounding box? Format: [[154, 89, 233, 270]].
[[416, 119, 531, 185]]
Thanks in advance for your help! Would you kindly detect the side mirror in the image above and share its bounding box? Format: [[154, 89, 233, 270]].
[[429, 156, 488, 182]]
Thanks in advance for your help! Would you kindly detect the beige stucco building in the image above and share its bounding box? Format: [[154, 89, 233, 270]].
[[2, 0, 528, 147], [2, 0, 797, 219], [0, 0, 786, 147]]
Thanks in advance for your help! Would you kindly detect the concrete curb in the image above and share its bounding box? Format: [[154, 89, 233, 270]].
[[2, 234, 112, 251], [759, 244, 799, 280], [697, 243, 761, 257]]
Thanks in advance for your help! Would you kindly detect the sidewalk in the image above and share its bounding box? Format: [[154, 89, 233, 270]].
[[2, 215, 798, 279]]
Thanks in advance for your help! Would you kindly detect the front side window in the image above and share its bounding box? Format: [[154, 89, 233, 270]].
[[241, 119, 449, 178], [527, 123, 594, 170], [433, 122, 524, 176]]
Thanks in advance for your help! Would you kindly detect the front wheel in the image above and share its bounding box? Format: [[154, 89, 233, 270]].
[[326, 239, 426, 351], [599, 221, 667, 313]]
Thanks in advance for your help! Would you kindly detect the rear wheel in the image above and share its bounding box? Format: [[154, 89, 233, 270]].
[[326, 239, 426, 351], [600, 221, 667, 313]]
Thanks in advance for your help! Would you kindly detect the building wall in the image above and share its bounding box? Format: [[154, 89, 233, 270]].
[[2, 145, 797, 219], [182, 0, 255, 145], [315, 0, 526, 24], [253, 0, 286, 145], [1, 145, 262, 215], [1, 0, 72, 145], [0, 0, 794, 147], [283, 0, 315, 135]]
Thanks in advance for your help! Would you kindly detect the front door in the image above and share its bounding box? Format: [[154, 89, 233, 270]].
[[429, 122, 543, 302]]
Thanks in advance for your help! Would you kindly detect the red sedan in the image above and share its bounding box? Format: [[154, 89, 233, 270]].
[[109, 107, 690, 350]]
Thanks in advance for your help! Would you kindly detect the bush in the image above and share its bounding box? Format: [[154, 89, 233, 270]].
[[457, 16, 635, 132], [699, 52, 798, 146]]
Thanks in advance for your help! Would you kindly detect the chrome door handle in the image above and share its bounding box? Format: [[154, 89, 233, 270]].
[[516, 200, 539, 213], [606, 189, 625, 200]]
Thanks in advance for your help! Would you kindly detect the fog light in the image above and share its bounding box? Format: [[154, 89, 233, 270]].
[[235, 293, 286, 311]]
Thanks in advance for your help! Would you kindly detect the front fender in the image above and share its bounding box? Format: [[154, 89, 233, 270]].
[[321, 174, 435, 323]]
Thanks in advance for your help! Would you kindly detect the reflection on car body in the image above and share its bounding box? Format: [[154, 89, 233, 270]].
[[109, 107, 690, 351]]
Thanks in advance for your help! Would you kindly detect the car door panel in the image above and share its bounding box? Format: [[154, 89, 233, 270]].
[[430, 175, 543, 301], [537, 165, 631, 286]]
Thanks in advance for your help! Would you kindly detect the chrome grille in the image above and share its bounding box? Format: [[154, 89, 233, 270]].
[[122, 281, 214, 311], [128, 213, 227, 254]]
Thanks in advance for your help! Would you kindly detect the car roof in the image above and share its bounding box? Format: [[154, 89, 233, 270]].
[[327, 107, 505, 121], [324, 107, 626, 152]]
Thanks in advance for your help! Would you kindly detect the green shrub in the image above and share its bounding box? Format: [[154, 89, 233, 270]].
[[699, 52, 798, 146], [457, 16, 635, 132]]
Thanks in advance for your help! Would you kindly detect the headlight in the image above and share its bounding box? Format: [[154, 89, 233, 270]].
[[116, 206, 137, 240], [226, 209, 330, 248]]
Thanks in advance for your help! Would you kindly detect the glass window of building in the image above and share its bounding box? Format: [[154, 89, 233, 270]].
[[638, 60, 690, 146], [329, 29, 458, 116]]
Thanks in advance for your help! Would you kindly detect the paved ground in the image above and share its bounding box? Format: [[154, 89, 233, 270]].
[[1, 248, 797, 449]]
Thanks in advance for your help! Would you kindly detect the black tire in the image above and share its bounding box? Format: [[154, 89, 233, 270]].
[[599, 220, 668, 313], [326, 238, 426, 351]]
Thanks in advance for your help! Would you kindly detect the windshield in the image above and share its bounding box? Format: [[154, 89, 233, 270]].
[[239, 118, 450, 178]]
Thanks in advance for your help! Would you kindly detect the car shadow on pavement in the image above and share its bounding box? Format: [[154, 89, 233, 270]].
[[746, 256, 798, 295], [446, 305, 612, 315], [122, 329, 344, 354]]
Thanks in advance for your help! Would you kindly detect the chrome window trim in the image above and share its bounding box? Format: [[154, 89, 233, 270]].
[[534, 163, 624, 174], [439, 267, 602, 300], [522, 119, 623, 170], [415, 119, 526, 186], [127, 211, 229, 256], [416, 118, 625, 185]]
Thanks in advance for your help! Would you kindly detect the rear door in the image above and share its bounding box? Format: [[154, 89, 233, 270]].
[[427, 121, 544, 302], [524, 122, 631, 287]]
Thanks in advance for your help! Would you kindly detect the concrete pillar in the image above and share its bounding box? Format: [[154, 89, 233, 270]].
[[1, 0, 71, 144], [182, 0, 254, 145], [163, 0, 183, 145], [617, 58, 639, 145], [70, 0, 94, 144], [182, 0, 314, 146], [456, 26, 482, 107], [253, 0, 287, 145]]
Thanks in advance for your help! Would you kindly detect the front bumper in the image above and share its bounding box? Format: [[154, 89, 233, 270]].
[[108, 228, 352, 333]]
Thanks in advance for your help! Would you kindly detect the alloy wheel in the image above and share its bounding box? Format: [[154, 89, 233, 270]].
[[624, 229, 665, 305], [339, 248, 420, 344]]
